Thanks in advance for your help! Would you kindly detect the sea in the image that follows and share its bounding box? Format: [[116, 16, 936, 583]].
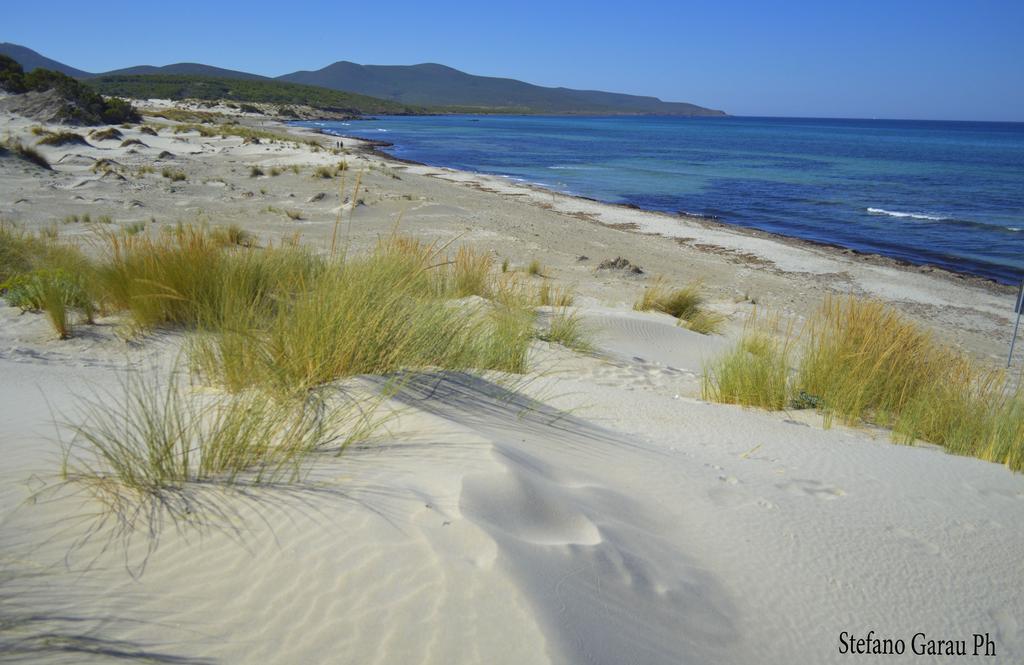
[[296, 115, 1024, 285]]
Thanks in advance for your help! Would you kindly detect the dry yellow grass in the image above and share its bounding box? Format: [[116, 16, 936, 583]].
[[634, 278, 724, 334], [702, 313, 793, 409], [704, 296, 1024, 471]]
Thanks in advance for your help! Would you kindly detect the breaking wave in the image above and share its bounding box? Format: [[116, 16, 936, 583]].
[[866, 207, 945, 221]]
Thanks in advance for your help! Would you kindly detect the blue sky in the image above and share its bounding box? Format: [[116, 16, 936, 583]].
[[6, 0, 1023, 121]]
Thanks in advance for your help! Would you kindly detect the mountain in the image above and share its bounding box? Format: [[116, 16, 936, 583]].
[[278, 62, 724, 115], [0, 42, 91, 78], [0, 43, 725, 116], [0, 44, 265, 80], [100, 63, 267, 80]]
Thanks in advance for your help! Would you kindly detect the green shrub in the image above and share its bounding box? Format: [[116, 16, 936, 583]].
[[13, 68, 140, 124], [0, 54, 26, 93]]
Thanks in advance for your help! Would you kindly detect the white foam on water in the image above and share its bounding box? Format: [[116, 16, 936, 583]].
[[866, 207, 944, 221]]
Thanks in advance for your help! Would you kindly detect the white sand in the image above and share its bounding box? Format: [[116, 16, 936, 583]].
[[2, 106, 1023, 663]]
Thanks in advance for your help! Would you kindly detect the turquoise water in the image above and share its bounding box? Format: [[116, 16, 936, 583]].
[[297, 115, 1024, 284]]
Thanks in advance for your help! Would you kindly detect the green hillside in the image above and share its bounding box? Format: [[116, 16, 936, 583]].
[[84, 74, 425, 115], [280, 62, 725, 116]]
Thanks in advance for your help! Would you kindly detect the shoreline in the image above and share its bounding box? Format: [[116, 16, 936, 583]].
[[320, 127, 1014, 296]]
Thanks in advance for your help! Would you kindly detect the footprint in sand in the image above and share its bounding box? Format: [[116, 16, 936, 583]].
[[776, 478, 846, 500]]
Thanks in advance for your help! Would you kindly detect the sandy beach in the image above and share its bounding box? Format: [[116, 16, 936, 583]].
[[2, 101, 1023, 664]]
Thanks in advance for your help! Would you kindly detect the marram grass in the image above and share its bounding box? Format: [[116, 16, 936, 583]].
[[189, 231, 536, 396], [539, 307, 593, 353], [634, 278, 724, 335], [703, 296, 1024, 471], [702, 314, 792, 410], [60, 370, 366, 497]]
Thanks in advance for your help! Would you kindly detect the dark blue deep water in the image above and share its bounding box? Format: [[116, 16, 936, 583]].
[[297, 116, 1024, 284]]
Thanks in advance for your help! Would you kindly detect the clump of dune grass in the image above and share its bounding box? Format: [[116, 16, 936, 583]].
[[451, 245, 493, 297], [1, 268, 96, 338], [120, 138, 146, 148], [93, 225, 242, 330], [635, 278, 700, 318], [527, 259, 544, 276], [491, 273, 542, 309], [161, 167, 186, 182], [249, 165, 264, 177], [191, 233, 534, 396], [894, 366, 1024, 467], [538, 282, 574, 307], [2, 138, 50, 169], [60, 370, 363, 498], [0, 223, 93, 287], [210, 223, 252, 247], [313, 165, 336, 179], [482, 302, 535, 373], [37, 131, 88, 147], [685, 309, 727, 335], [91, 159, 123, 176], [703, 314, 793, 410], [634, 278, 724, 334], [703, 295, 1024, 471], [139, 125, 159, 136], [798, 296, 953, 427], [285, 209, 303, 221], [539, 307, 592, 352], [802, 296, 1024, 469], [269, 166, 283, 176], [89, 127, 122, 142]]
